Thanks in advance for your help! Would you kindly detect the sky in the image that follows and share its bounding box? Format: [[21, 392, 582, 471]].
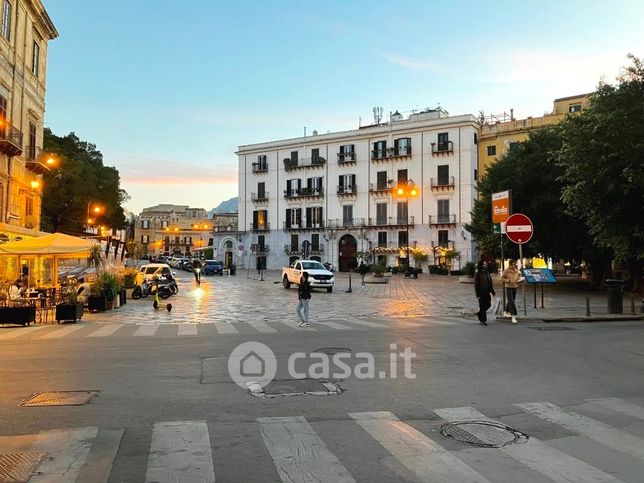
[[43, 0, 644, 214]]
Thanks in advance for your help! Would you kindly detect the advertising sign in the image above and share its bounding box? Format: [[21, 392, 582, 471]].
[[492, 190, 511, 223], [521, 268, 557, 284]]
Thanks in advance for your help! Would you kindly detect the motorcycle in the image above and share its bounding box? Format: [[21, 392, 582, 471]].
[[159, 275, 178, 295], [132, 277, 173, 300]]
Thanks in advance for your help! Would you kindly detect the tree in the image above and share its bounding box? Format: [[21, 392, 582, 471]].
[[557, 55, 644, 290], [42, 129, 129, 233]]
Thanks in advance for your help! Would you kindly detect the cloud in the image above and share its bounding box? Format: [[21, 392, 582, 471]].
[[383, 53, 442, 72]]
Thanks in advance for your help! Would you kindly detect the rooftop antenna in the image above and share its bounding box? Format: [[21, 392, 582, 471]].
[[373, 106, 383, 125]]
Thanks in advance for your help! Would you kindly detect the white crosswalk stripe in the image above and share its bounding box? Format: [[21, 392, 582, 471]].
[[40, 325, 85, 339], [345, 318, 387, 328], [435, 406, 623, 483], [0, 325, 46, 339], [133, 324, 159, 336], [517, 401, 644, 461], [316, 320, 352, 330], [245, 321, 277, 333], [88, 325, 123, 337], [177, 323, 198, 336], [349, 411, 491, 482], [145, 421, 215, 483], [257, 416, 355, 482], [586, 396, 644, 421], [213, 321, 239, 334]]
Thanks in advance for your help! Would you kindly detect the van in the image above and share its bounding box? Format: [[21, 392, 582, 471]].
[[136, 263, 173, 285]]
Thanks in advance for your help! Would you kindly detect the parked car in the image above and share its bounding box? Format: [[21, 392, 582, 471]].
[[204, 260, 224, 276], [282, 259, 335, 292], [136, 263, 173, 285]]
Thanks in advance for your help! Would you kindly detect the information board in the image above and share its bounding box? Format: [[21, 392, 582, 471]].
[[521, 268, 557, 284]]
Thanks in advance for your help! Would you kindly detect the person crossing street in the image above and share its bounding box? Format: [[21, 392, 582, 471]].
[[296, 272, 312, 327]]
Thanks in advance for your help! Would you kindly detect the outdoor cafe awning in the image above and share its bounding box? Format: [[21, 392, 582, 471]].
[[0, 232, 95, 258]]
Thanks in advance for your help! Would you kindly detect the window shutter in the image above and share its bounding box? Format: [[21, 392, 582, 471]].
[[296, 208, 302, 225], [286, 179, 292, 194], [351, 174, 356, 187], [306, 207, 312, 227], [285, 209, 291, 228]]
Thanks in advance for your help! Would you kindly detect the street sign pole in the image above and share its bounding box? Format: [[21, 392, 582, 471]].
[[505, 213, 534, 317], [519, 242, 526, 316], [500, 236, 505, 313]]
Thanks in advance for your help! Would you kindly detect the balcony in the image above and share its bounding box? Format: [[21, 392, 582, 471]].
[[371, 242, 410, 253], [283, 221, 325, 231], [250, 222, 270, 232], [284, 244, 300, 255], [284, 187, 324, 200], [431, 240, 455, 250], [337, 152, 356, 164], [0, 122, 24, 157], [428, 214, 457, 225], [252, 162, 268, 173], [251, 192, 269, 203], [431, 141, 454, 156], [371, 146, 412, 161], [367, 216, 415, 228], [311, 243, 325, 254], [283, 156, 326, 171], [250, 243, 269, 255], [337, 185, 357, 196], [369, 182, 394, 195], [430, 176, 455, 191], [326, 218, 366, 229]]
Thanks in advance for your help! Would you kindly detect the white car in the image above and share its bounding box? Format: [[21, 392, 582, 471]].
[[136, 263, 173, 285], [282, 260, 335, 292]]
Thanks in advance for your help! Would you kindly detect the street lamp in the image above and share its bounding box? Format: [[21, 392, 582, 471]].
[[392, 179, 419, 276], [86, 202, 103, 232]]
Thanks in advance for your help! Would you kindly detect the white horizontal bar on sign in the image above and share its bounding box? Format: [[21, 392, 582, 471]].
[[506, 225, 532, 232]]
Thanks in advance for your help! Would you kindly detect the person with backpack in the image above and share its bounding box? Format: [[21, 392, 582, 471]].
[[474, 260, 495, 325], [296, 272, 312, 327]]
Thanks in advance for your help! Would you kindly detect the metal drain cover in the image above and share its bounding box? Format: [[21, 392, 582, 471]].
[[529, 326, 577, 331], [246, 379, 342, 398], [20, 391, 99, 407], [0, 453, 48, 482], [441, 421, 529, 448]]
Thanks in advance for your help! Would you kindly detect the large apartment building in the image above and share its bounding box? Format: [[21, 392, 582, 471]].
[[237, 109, 479, 271], [0, 0, 57, 242]]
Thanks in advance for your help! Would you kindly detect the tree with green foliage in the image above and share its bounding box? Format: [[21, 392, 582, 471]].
[[41, 129, 128, 233], [557, 54, 644, 290]]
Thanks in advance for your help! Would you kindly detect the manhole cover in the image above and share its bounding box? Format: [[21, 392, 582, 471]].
[[440, 421, 529, 448], [314, 348, 351, 355], [0, 453, 48, 482], [20, 391, 99, 407], [246, 379, 342, 398], [528, 326, 577, 331]]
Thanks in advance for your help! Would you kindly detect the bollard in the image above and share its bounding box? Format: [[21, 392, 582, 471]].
[[346, 274, 353, 293], [585, 296, 591, 317]]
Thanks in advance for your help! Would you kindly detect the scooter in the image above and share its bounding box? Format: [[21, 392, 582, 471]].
[[132, 278, 173, 300]]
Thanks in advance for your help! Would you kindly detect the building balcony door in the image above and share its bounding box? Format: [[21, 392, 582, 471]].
[[338, 234, 357, 272]]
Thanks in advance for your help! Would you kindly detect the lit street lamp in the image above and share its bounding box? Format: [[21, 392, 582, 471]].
[[86, 202, 103, 232], [393, 179, 419, 276]]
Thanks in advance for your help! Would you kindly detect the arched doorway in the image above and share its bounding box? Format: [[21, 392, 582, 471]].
[[338, 234, 357, 272], [224, 240, 233, 268]]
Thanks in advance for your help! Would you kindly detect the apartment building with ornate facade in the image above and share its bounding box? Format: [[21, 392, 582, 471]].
[[237, 109, 479, 271], [0, 0, 57, 242]]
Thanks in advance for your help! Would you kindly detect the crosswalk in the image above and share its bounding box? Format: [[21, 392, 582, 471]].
[[2, 397, 644, 482], [0, 316, 463, 341]]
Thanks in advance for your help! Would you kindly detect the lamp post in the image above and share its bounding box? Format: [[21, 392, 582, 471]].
[[393, 180, 418, 276], [86, 202, 103, 233]]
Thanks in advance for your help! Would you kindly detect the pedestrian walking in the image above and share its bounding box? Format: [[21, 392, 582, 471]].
[[358, 261, 368, 287], [474, 260, 495, 325], [502, 259, 522, 323], [296, 272, 312, 327]]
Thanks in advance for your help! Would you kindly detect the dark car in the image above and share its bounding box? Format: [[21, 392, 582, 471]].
[[204, 260, 224, 276]]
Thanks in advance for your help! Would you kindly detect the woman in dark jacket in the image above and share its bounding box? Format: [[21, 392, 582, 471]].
[[474, 261, 495, 325]]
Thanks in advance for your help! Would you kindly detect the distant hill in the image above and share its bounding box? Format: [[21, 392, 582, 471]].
[[209, 197, 238, 217]]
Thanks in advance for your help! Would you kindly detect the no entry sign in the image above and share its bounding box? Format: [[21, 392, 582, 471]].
[[506, 213, 533, 244]]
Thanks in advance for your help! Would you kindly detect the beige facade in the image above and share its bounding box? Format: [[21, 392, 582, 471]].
[[134, 204, 212, 257], [478, 93, 592, 178], [0, 0, 57, 242]]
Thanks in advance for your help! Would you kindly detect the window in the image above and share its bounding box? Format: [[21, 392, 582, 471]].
[[1, 1, 11, 40], [437, 165, 449, 185], [376, 171, 388, 190], [377, 232, 387, 248], [257, 182, 266, 198], [438, 200, 450, 223], [286, 179, 301, 197], [285, 208, 301, 228], [25, 197, 33, 216], [398, 230, 408, 247], [253, 210, 267, 229], [0, 95, 6, 136], [185, 236, 192, 245], [290, 151, 299, 165], [306, 207, 323, 227], [32, 41, 40, 77], [342, 205, 353, 226], [397, 201, 408, 224], [290, 234, 299, 251], [508, 141, 519, 152], [255, 155, 267, 171], [569, 104, 582, 113], [141, 220, 150, 229], [474, 133, 478, 144], [438, 230, 449, 246], [376, 203, 387, 225], [311, 233, 320, 250], [373, 140, 386, 158], [394, 137, 411, 155], [174, 236, 180, 245], [306, 176, 323, 195], [141, 235, 149, 243], [438, 132, 449, 151], [28, 123, 36, 160], [397, 169, 408, 184], [311, 148, 320, 162], [339, 144, 355, 161], [338, 174, 355, 193], [161, 220, 168, 228], [487, 145, 496, 156]]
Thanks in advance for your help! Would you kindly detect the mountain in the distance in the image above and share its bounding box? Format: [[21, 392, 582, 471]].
[[208, 197, 238, 217]]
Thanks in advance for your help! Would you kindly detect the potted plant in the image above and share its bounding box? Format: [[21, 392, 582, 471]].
[[87, 276, 107, 313], [411, 248, 428, 274], [443, 248, 461, 276], [122, 268, 137, 300], [101, 272, 119, 310], [55, 285, 84, 323]]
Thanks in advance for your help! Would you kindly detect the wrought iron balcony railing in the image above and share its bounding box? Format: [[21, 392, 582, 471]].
[[428, 214, 457, 225], [0, 121, 24, 157], [431, 140, 454, 155]]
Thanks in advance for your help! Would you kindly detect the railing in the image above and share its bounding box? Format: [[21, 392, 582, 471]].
[[367, 216, 415, 227], [283, 156, 326, 170], [373, 242, 409, 250], [0, 121, 24, 157], [213, 225, 241, 233], [24, 146, 53, 174], [284, 187, 324, 199], [284, 244, 300, 254], [251, 192, 269, 202], [250, 243, 269, 254], [430, 240, 455, 249], [337, 185, 357, 195], [431, 140, 454, 155], [326, 218, 366, 228], [310, 243, 325, 254], [430, 176, 455, 189], [337, 152, 356, 163], [369, 182, 393, 193], [283, 221, 325, 230], [371, 146, 412, 160], [252, 162, 268, 173], [428, 214, 456, 224], [250, 222, 270, 231]]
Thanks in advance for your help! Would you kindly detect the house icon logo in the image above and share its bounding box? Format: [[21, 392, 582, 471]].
[[228, 342, 277, 388]]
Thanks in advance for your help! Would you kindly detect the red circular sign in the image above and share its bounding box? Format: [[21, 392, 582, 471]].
[[505, 213, 533, 244]]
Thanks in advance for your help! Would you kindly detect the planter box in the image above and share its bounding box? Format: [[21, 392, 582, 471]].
[[119, 289, 127, 305], [55, 303, 84, 323], [0, 306, 36, 326], [126, 288, 134, 299], [88, 295, 107, 313]]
